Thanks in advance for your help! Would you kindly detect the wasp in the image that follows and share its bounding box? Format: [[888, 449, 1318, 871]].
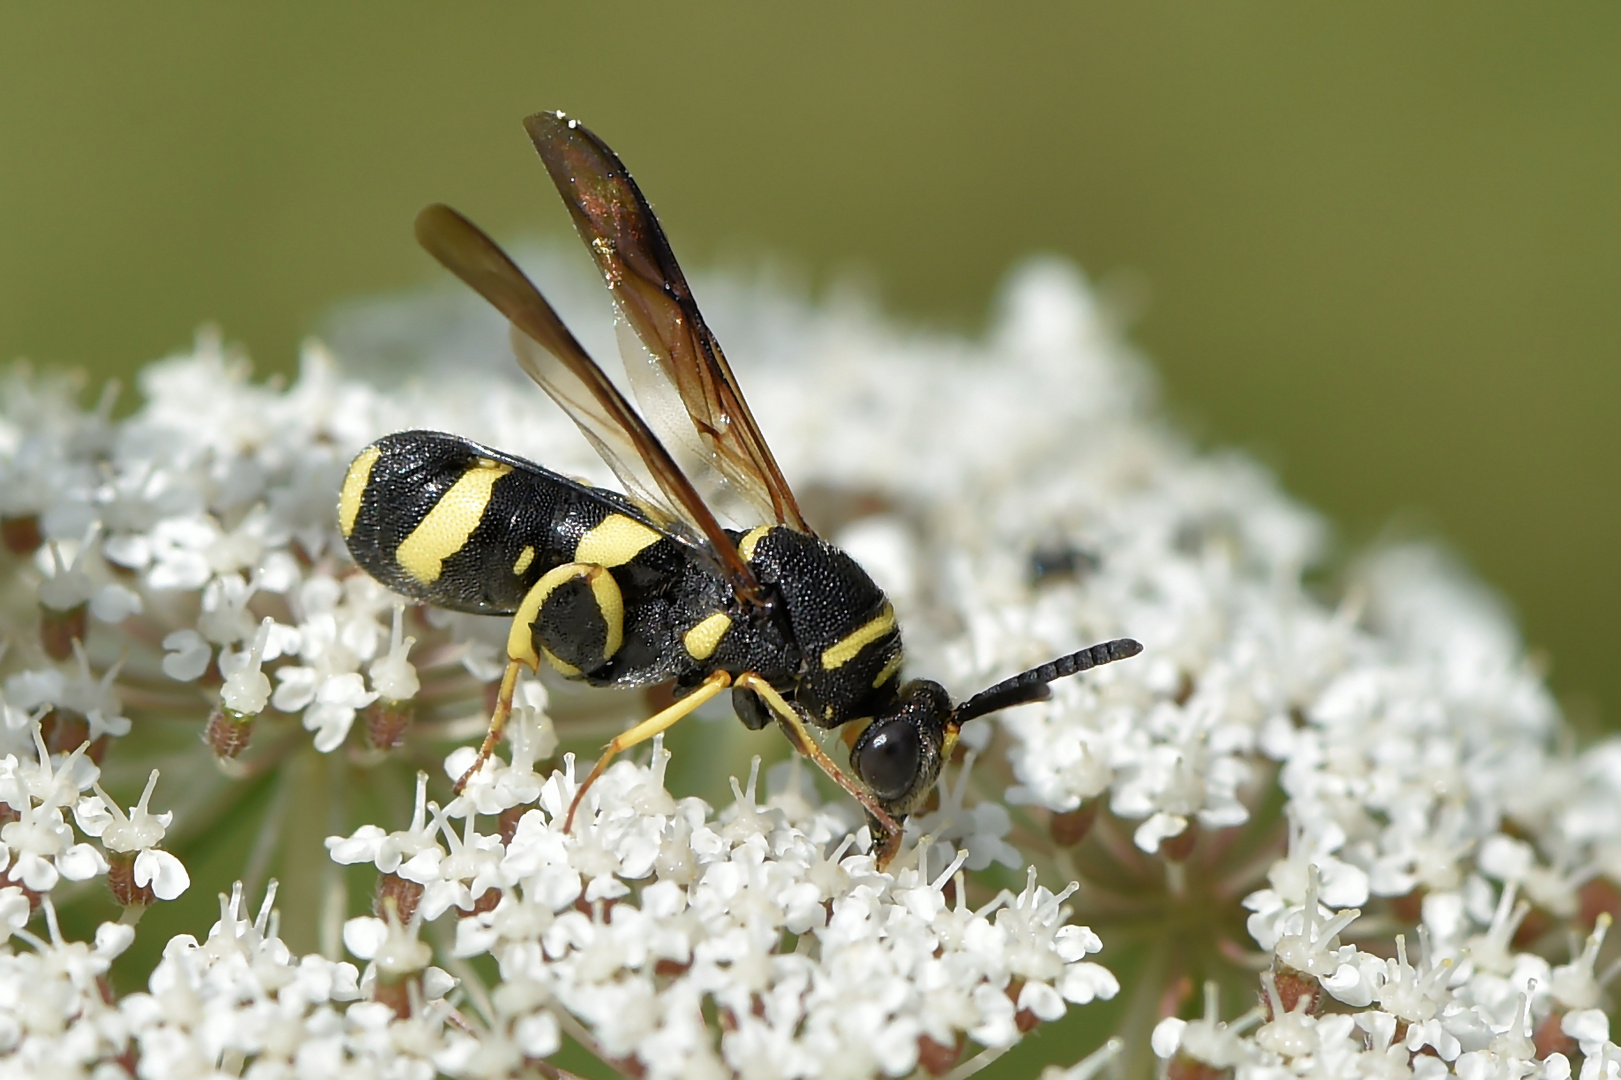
[[339, 111, 1141, 865]]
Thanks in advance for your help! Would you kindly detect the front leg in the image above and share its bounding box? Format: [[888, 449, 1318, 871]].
[[732, 672, 906, 869]]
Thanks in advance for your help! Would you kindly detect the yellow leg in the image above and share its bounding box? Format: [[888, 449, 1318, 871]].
[[564, 669, 733, 831], [734, 673, 905, 868], [454, 657, 524, 794]]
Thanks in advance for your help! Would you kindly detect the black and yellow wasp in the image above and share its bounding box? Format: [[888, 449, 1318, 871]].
[[339, 111, 1141, 864]]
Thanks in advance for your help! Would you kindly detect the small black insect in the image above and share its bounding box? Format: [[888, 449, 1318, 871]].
[[1028, 542, 1100, 586], [339, 111, 1141, 865]]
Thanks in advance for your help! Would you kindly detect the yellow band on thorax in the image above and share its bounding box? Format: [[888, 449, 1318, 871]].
[[821, 604, 896, 670]]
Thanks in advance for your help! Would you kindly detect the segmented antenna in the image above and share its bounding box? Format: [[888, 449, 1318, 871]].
[[952, 637, 1142, 725]]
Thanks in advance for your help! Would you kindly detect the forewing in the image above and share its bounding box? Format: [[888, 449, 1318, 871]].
[[413, 203, 764, 603], [524, 111, 812, 534], [500, 325, 679, 527]]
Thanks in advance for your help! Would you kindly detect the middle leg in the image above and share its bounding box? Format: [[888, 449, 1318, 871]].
[[563, 668, 733, 831]]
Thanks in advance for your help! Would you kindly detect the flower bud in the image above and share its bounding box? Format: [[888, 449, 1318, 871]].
[[205, 704, 255, 759], [1050, 802, 1099, 847], [1, 514, 42, 554], [364, 699, 414, 750], [1260, 963, 1323, 1019], [916, 1034, 963, 1076], [38, 604, 87, 662], [374, 872, 424, 925], [107, 850, 154, 909], [1161, 823, 1199, 862]]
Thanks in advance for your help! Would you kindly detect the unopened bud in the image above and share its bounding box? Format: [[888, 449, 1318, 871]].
[[1260, 963, 1323, 1020], [498, 805, 528, 846], [374, 872, 424, 925], [365, 699, 414, 750], [1, 515, 42, 554], [372, 973, 418, 1019], [1167, 1054, 1232, 1080], [1005, 980, 1041, 1034], [107, 851, 155, 909], [206, 705, 256, 759], [1533, 1011, 1577, 1060], [1050, 802, 1099, 847], [916, 1034, 963, 1076], [39, 603, 87, 661], [1161, 823, 1199, 862], [40, 709, 90, 757]]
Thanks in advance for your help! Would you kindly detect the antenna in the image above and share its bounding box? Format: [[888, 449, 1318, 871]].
[[952, 638, 1142, 726]]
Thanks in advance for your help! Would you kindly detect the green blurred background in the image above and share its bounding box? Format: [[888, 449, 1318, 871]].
[[2, 2, 1616, 743]]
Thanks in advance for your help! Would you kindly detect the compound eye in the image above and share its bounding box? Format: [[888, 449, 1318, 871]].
[[852, 717, 922, 803]]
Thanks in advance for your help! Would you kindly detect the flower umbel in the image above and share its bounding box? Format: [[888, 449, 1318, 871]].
[[0, 256, 1615, 1077]]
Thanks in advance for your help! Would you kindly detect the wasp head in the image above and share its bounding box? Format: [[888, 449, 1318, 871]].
[[849, 637, 1144, 827], [847, 679, 956, 820]]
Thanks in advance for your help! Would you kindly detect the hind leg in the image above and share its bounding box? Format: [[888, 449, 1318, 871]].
[[455, 561, 625, 792]]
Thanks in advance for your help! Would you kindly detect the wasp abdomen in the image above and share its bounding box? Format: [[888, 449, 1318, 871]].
[[341, 431, 731, 690], [343, 431, 564, 613]]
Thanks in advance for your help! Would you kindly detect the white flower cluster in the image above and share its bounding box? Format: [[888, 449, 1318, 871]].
[[0, 724, 187, 917], [0, 250, 1614, 1078], [331, 740, 1117, 1080]]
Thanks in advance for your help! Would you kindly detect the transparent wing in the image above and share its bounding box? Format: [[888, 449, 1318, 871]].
[[413, 202, 765, 605], [524, 110, 812, 534], [505, 325, 681, 527]]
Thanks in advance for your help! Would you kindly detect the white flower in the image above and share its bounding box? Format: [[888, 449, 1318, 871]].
[[218, 616, 275, 715], [343, 911, 433, 977], [1548, 913, 1611, 1011], [326, 770, 442, 874], [1152, 983, 1258, 1069], [453, 750, 1113, 1078], [0, 734, 106, 894], [74, 769, 189, 900], [909, 753, 1021, 872], [368, 603, 420, 702], [160, 628, 211, 682], [446, 677, 555, 816], [271, 574, 385, 751]]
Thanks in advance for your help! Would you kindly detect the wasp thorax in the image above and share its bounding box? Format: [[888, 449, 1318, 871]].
[[849, 679, 953, 815]]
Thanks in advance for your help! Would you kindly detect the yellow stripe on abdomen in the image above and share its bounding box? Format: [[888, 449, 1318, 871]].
[[338, 445, 381, 539], [395, 459, 512, 585], [513, 545, 536, 575], [575, 513, 661, 568]]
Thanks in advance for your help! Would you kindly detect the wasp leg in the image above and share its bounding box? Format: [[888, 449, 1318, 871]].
[[454, 656, 524, 794], [456, 561, 628, 794], [732, 672, 905, 869], [564, 668, 733, 831], [516, 562, 627, 680]]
